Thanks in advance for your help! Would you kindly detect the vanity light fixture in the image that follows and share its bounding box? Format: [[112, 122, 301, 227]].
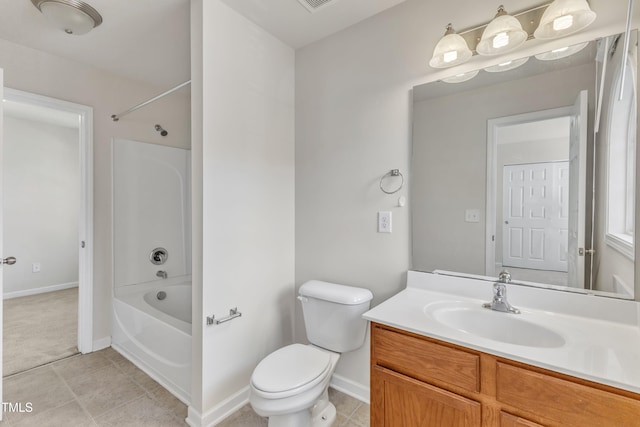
[[476, 6, 528, 56], [534, 41, 589, 60], [429, 1, 596, 69], [484, 56, 529, 72], [441, 69, 480, 83], [429, 24, 473, 68], [534, 0, 597, 40], [31, 0, 103, 35]]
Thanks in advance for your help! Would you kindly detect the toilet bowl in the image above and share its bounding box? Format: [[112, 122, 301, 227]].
[[249, 280, 373, 427], [250, 344, 340, 427]]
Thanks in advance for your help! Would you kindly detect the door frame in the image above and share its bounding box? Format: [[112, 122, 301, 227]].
[[486, 106, 573, 276], [4, 88, 94, 353]]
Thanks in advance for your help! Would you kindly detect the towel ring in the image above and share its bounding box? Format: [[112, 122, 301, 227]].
[[380, 169, 404, 194]]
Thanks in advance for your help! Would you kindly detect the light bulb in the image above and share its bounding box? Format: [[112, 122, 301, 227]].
[[443, 51, 458, 63], [493, 32, 510, 49], [553, 15, 574, 31]]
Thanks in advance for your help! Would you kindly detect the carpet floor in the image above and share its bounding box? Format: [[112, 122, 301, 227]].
[[3, 287, 78, 376]]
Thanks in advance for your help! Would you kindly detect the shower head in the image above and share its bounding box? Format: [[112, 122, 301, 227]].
[[155, 124, 168, 137]]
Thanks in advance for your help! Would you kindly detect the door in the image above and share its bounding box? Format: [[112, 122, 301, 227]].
[[567, 91, 588, 287], [502, 162, 569, 271]]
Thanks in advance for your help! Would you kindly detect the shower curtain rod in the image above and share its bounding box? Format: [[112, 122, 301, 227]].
[[111, 80, 191, 122]]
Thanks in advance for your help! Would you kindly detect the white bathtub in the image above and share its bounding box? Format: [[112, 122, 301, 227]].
[[112, 280, 192, 403]]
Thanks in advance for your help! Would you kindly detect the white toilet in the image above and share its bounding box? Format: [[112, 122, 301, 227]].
[[249, 280, 373, 427]]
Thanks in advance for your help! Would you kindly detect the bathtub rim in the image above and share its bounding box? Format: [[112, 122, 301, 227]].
[[114, 275, 192, 335]]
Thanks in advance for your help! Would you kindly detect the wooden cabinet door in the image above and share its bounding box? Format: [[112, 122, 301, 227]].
[[372, 366, 481, 427], [500, 412, 545, 427]]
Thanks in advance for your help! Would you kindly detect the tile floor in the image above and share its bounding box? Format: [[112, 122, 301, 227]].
[[1, 347, 370, 426], [1, 347, 187, 426], [217, 388, 370, 427]]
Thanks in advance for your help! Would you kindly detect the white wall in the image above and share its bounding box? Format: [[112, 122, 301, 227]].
[[113, 139, 191, 291], [0, 38, 191, 347], [295, 0, 633, 396], [3, 116, 79, 296], [190, 0, 295, 424]]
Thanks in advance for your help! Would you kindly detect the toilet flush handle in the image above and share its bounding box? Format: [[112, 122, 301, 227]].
[[297, 296, 308, 303]]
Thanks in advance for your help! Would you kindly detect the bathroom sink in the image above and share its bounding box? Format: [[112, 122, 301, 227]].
[[425, 301, 565, 348]]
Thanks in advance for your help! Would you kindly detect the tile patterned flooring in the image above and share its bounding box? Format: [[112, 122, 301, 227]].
[[1, 347, 187, 426], [1, 347, 370, 426], [217, 388, 370, 427]]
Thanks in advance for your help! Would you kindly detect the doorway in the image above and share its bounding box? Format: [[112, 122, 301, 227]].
[[2, 88, 93, 376], [486, 92, 589, 289]]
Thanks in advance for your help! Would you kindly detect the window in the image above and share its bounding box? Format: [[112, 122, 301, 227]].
[[606, 53, 636, 259]]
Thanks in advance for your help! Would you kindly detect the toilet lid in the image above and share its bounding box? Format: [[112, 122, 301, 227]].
[[252, 344, 332, 394]]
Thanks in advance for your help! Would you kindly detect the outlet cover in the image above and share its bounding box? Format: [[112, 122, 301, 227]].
[[465, 209, 480, 223]]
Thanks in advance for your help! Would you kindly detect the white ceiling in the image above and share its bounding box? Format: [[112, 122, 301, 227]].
[[0, 0, 191, 88], [0, 0, 406, 90], [220, 0, 407, 49]]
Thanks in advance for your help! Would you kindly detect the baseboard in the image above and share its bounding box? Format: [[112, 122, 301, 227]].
[[92, 336, 111, 352], [330, 373, 370, 404], [3, 281, 79, 300], [185, 406, 203, 427], [187, 386, 249, 427]]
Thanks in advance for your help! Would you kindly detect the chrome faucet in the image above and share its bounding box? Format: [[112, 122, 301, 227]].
[[482, 270, 520, 314], [156, 270, 168, 279]]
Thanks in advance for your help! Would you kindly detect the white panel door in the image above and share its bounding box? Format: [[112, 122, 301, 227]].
[[503, 161, 569, 271]]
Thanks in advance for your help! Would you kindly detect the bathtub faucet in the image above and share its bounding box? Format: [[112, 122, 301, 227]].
[[156, 270, 168, 279]]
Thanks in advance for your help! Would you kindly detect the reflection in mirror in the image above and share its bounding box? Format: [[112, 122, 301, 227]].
[[411, 31, 636, 299]]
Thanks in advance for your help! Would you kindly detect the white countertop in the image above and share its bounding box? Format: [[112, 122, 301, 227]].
[[363, 271, 640, 394]]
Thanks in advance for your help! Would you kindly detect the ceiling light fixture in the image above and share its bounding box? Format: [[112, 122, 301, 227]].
[[31, 0, 103, 35], [476, 6, 528, 56], [534, 0, 596, 39], [429, 24, 473, 68]]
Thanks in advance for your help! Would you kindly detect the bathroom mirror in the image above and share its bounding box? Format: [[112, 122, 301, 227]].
[[411, 30, 637, 299]]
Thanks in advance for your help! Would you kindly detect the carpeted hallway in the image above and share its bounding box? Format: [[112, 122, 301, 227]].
[[3, 287, 78, 376]]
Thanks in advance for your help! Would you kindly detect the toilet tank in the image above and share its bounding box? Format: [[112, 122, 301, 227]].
[[298, 280, 373, 353]]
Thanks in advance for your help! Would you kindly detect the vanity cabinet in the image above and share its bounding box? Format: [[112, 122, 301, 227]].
[[370, 323, 640, 427]]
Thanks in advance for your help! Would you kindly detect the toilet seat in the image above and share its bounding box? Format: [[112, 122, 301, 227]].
[[251, 344, 332, 399]]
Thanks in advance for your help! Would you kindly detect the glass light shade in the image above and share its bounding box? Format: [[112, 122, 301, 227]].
[[442, 70, 480, 83], [476, 11, 528, 56], [533, 0, 596, 40], [535, 41, 589, 61], [429, 27, 472, 68], [484, 57, 529, 73], [32, 0, 102, 35]]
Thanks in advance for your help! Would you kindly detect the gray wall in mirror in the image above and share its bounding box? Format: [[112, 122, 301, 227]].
[[411, 32, 636, 299]]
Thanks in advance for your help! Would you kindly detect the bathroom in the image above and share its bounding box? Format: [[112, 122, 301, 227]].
[[0, 0, 638, 426]]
